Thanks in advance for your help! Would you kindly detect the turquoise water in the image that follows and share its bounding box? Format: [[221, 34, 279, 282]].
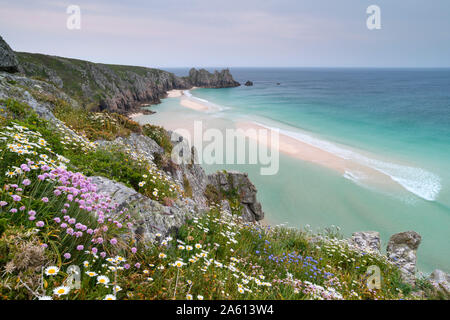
[[139, 68, 450, 273]]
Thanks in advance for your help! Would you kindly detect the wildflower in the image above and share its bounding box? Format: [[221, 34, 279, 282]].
[[76, 245, 84, 251], [41, 197, 49, 203], [44, 266, 59, 276], [97, 275, 110, 285], [104, 294, 116, 300], [0, 201, 7, 207], [138, 181, 146, 187], [197, 295, 204, 300], [22, 179, 31, 186], [86, 271, 97, 277], [186, 294, 193, 300], [195, 244, 202, 249], [36, 221, 45, 227], [110, 238, 118, 245], [238, 287, 245, 294], [63, 253, 71, 259], [159, 253, 167, 259], [11, 195, 21, 202], [53, 286, 70, 297], [113, 285, 122, 293], [131, 247, 137, 254], [174, 260, 185, 268]]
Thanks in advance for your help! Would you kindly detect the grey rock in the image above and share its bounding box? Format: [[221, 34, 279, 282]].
[[0, 36, 19, 73], [186, 68, 240, 88], [350, 231, 381, 253], [96, 132, 163, 162], [90, 176, 194, 243], [207, 171, 264, 222], [429, 269, 450, 292], [244, 81, 253, 86], [386, 231, 422, 285]]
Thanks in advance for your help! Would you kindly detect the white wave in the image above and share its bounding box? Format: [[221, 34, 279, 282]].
[[182, 90, 192, 97], [254, 121, 441, 201]]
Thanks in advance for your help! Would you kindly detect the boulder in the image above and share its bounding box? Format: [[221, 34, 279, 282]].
[[350, 231, 381, 253], [429, 269, 450, 292], [386, 231, 422, 285], [0, 36, 19, 73], [90, 176, 195, 243], [207, 171, 264, 222], [244, 80, 253, 86]]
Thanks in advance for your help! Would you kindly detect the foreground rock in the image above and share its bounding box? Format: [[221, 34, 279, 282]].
[[91, 176, 196, 243], [386, 231, 421, 285], [207, 171, 264, 221], [0, 36, 19, 73], [429, 269, 450, 292], [187, 68, 240, 88], [349, 231, 381, 254]]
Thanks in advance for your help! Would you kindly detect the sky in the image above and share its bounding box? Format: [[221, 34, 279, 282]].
[[1, 0, 450, 68]]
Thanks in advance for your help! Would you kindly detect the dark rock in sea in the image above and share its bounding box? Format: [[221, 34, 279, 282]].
[[276, 82, 281, 85], [244, 80, 253, 86], [187, 68, 240, 88], [386, 231, 422, 285], [0, 36, 19, 73]]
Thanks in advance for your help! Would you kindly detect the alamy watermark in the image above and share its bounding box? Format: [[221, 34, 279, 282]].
[[66, 5, 81, 30], [170, 121, 280, 176], [367, 5, 381, 30]]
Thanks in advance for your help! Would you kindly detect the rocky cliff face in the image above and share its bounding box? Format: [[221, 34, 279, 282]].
[[17, 52, 191, 114], [0, 36, 19, 73], [207, 171, 264, 222], [186, 68, 240, 88]]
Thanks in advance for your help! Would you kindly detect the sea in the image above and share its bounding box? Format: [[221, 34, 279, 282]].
[[136, 68, 450, 274]]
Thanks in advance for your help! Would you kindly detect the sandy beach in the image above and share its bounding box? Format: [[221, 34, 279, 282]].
[[128, 112, 144, 119], [236, 121, 403, 190], [166, 89, 183, 98]]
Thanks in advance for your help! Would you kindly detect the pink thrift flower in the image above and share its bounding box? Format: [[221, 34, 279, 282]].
[[63, 253, 71, 259], [36, 221, 45, 227], [76, 245, 84, 251]]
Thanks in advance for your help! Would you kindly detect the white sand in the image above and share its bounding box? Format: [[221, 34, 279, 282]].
[[236, 121, 401, 189], [128, 112, 144, 119], [166, 89, 183, 98]]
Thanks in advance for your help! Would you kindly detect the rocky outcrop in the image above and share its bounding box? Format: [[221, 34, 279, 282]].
[[386, 231, 422, 285], [244, 81, 253, 86], [90, 176, 196, 243], [349, 231, 381, 254], [0, 36, 19, 73], [207, 171, 264, 222], [186, 68, 240, 88], [428, 269, 450, 292]]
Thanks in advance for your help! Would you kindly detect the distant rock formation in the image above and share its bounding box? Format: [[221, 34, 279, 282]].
[[207, 171, 264, 221], [0, 36, 19, 73], [244, 80, 253, 86], [386, 231, 422, 285], [187, 68, 240, 88]]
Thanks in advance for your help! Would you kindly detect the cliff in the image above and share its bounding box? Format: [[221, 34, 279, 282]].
[[16, 52, 240, 114]]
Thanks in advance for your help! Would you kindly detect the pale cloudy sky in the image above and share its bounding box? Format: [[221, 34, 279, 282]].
[[1, 0, 450, 68]]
